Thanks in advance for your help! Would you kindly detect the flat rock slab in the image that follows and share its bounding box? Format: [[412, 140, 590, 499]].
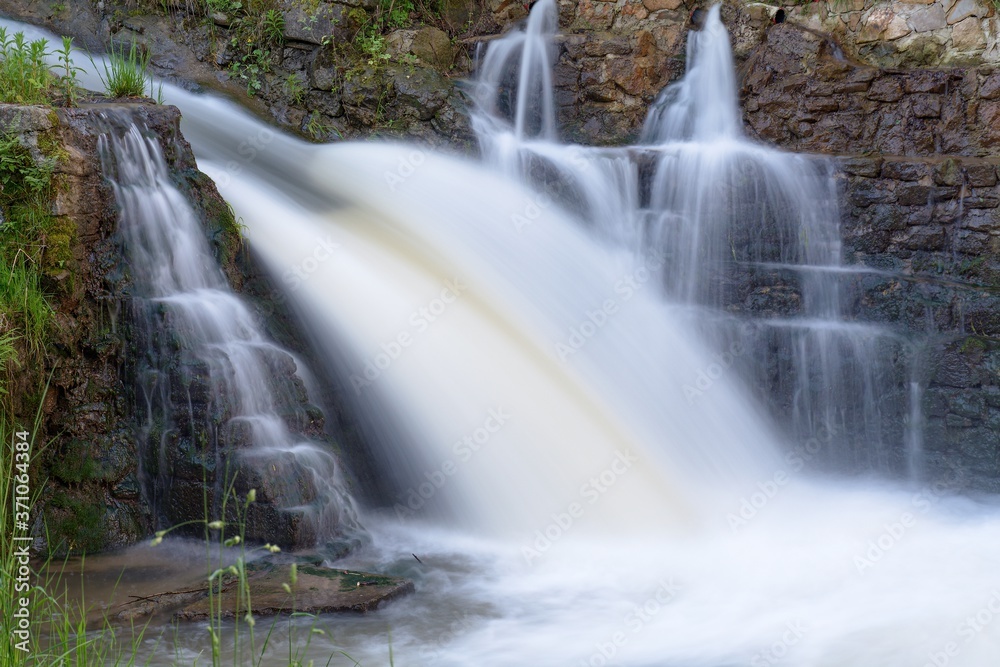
[[110, 565, 413, 622]]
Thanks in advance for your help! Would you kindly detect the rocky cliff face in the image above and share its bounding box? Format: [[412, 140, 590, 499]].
[[2, 103, 168, 554], [777, 0, 999, 68], [740, 22, 1000, 491], [0, 102, 333, 554]]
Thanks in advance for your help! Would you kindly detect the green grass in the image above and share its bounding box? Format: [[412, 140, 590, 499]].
[[0, 132, 57, 391], [96, 40, 155, 99]]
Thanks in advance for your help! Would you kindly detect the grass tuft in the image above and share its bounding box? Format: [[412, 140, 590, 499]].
[[96, 40, 155, 99]]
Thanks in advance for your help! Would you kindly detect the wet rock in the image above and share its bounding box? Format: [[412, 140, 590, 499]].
[[174, 565, 413, 620], [965, 161, 999, 186], [911, 93, 942, 117], [281, 3, 347, 45], [393, 66, 451, 120], [410, 27, 455, 69], [882, 159, 927, 181], [837, 155, 883, 177]]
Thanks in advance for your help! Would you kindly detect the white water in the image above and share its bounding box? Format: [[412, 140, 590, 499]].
[[100, 119, 361, 547], [4, 7, 1000, 666]]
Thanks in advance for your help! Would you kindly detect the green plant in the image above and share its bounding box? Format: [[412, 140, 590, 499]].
[[0, 133, 56, 372], [0, 28, 54, 105], [95, 40, 155, 98], [304, 111, 341, 141], [230, 48, 271, 95], [220, 0, 286, 97], [55, 36, 84, 107], [381, 0, 415, 29], [283, 72, 306, 105], [356, 29, 391, 65], [263, 8, 285, 43]]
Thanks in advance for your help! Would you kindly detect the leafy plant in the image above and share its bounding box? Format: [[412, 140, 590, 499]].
[[356, 30, 391, 65], [220, 0, 286, 97], [283, 71, 306, 104], [54, 36, 83, 107], [0, 134, 56, 373], [0, 28, 54, 105], [263, 8, 285, 43]]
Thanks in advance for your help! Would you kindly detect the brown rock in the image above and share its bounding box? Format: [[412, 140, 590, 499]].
[[574, 0, 615, 29], [980, 71, 1000, 99], [912, 93, 943, 118], [883, 159, 928, 181], [838, 156, 883, 178], [411, 27, 454, 69], [868, 77, 904, 102], [857, 7, 893, 43], [904, 71, 948, 93], [805, 97, 839, 113], [978, 99, 1000, 146], [966, 162, 999, 186], [642, 0, 682, 10], [951, 17, 986, 51]]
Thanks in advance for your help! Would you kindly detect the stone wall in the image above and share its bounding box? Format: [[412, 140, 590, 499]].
[[0, 103, 317, 554], [0, 103, 161, 554], [781, 0, 999, 67], [742, 22, 1000, 491], [742, 23, 1000, 156]]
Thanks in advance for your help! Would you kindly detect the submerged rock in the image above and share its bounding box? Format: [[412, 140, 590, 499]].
[[109, 563, 413, 621]]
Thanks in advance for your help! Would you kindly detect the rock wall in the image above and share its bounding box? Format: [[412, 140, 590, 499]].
[[742, 22, 1000, 157], [0, 102, 328, 554], [0, 103, 166, 554], [742, 22, 1000, 491], [780, 0, 999, 67]]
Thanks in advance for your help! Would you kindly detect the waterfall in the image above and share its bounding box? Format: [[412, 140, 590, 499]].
[[471, 3, 904, 474], [99, 116, 362, 551], [6, 11, 1000, 667]]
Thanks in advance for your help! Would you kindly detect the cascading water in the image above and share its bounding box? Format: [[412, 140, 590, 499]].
[[473, 3, 902, 475], [5, 8, 1000, 667], [99, 116, 361, 550]]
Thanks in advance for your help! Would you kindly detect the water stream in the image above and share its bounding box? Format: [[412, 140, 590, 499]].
[[3, 5, 1000, 666]]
